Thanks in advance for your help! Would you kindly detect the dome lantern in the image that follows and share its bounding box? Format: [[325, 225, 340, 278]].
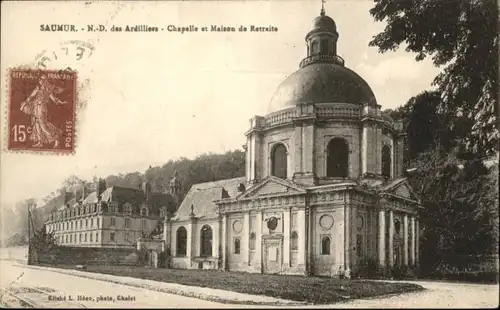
[[301, 1, 344, 68], [266, 1, 377, 114]]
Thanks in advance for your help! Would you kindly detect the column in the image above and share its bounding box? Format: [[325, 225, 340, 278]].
[[378, 209, 386, 267], [255, 211, 263, 271], [403, 214, 408, 266], [344, 205, 350, 269], [283, 207, 291, 268], [415, 219, 419, 267], [221, 215, 227, 270], [410, 216, 416, 266], [388, 210, 394, 268], [297, 208, 306, 267], [243, 212, 250, 265]]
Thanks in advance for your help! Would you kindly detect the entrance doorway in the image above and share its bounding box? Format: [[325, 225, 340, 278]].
[[263, 238, 282, 274]]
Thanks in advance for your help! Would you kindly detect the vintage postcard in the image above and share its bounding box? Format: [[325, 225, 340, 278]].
[[1, 0, 498, 308]]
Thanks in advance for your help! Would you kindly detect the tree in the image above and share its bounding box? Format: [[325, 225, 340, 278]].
[[31, 225, 57, 252], [370, 0, 498, 156]]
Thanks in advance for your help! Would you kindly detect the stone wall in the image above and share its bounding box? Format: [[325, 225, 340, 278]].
[[35, 246, 141, 266]]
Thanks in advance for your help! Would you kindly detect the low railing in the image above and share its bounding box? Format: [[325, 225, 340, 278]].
[[299, 54, 345, 68], [264, 108, 296, 127], [316, 106, 361, 118]]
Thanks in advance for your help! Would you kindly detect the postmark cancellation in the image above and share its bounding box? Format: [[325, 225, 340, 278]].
[[7, 68, 77, 154]]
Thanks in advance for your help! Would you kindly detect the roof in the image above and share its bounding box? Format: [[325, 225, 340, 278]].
[[172, 177, 245, 221], [100, 186, 177, 216], [267, 62, 377, 114], [308, 13, 337, 38], [82, 191, 98, 204]]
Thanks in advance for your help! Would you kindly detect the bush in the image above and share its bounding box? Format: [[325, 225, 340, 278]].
[[357, 258, 383, 279], [423, 263, 499, 284]]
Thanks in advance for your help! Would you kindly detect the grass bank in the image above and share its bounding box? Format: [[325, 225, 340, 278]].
[[48, 264, 424, 304]]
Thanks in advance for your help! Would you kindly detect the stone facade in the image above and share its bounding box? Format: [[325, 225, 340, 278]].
[[45, 179, 178, 249], [164, 7, 421, 277]]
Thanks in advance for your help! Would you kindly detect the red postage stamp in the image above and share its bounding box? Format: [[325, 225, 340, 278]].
[[7, 69, 77, 153]]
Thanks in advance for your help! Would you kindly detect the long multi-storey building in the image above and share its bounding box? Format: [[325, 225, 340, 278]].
[[45, 175, 180, 248]]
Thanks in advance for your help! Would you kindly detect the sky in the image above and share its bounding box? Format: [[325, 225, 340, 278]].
[[0, 0, 440, 207]]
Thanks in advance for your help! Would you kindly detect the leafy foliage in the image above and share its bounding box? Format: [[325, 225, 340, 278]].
[[370, 0, 498, 156], [30, 225, 57, 253], [388, 89, 499, 276], [3, 150, 245, 246]]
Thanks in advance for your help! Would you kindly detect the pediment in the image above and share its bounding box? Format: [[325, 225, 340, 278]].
[[237, 177, 305, 199], [382, 179, 419, 202]]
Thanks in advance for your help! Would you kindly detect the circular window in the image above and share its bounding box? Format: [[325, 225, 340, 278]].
[[232, 220, 243, 233], [319, 215, 334, 230], [267, 217, 278, 230]]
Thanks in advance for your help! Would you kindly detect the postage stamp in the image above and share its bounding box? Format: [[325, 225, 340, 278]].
[[7, 68, 77, 153]]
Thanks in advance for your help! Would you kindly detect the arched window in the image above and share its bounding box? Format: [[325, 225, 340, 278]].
[[311, 40, 319, 55], [326, 138, 349, 178], [249, 233, 256, 251], [200, 225, 213, 257], [291, 231, 298, 250], [321, 236, 331, 255], [176, 226, 187, 256], [271, 143, 287, 179], [321, 39, 329, 54], [234, 238, 241, 254], [382, 145, 392, 179]]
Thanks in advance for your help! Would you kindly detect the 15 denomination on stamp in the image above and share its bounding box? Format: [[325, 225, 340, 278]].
[[7, 68, 77, 153]]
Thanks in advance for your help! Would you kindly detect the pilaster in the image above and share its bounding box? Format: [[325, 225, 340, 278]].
[[306, 205, 314, 276], [362, 126, 369, 174], [245, 136, 251, 183], [344, 204, 350, 270], [297, 208, 306, 268], [283, 207, 291, 268], [243, 211, 250, 265], [403, 214, 408, 266], [186, 222, 193, 260], [303, 124, 315, 174], [294, 126, 303, 173], [221, 214, 227, 270], [395, 136, 405, 178], [255, 211, 263, 272]]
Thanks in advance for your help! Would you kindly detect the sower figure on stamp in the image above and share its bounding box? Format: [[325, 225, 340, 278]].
[[20, 75, 67, 148]]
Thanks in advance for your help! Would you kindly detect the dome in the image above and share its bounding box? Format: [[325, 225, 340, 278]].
[[310, 14, 337, 34], [268, 62, 377, 114]]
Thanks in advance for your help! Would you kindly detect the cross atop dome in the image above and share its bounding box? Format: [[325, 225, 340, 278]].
[[321, 0, 326, 16]]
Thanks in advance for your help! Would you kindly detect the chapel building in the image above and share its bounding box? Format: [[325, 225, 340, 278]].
[[164, 7, 421, 276]]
